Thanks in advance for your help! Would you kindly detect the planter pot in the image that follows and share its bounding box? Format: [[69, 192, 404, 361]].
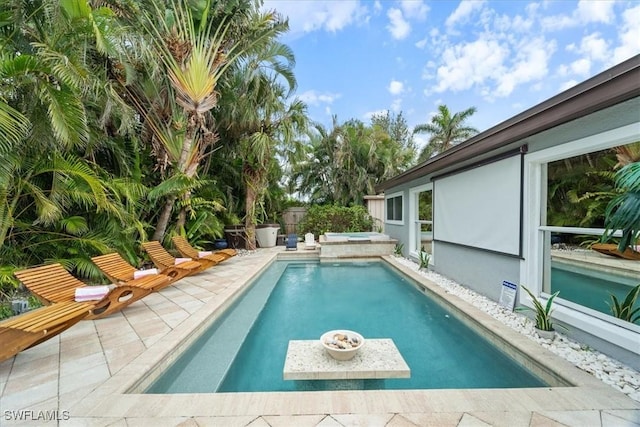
[[255, 224, 280, 248], [213, 239, 228, 250], [535, 327, 555, 340]]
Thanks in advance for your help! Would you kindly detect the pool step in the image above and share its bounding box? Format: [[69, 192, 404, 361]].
[[147, 262, 287, 393]]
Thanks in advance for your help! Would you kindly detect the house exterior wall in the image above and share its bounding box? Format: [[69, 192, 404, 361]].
[[432, 242, 520, 301], [381, 95, 640, 368]]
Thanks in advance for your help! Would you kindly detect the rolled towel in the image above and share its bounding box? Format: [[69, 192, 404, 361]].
[[133, 268, 159, 279], [175, 257, 191, 265], [75, 285, 111, 302], [198, 251, 213, 257]]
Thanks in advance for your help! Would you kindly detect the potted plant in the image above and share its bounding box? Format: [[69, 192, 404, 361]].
[[517, 285, 564, 340]]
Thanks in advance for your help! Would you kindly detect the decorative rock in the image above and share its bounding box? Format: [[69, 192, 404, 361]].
[[394, 256, 640, 403]]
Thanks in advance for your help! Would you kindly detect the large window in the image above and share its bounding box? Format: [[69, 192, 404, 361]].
[[524, 123, 640, 345], [386, 193, 403, 223], [541, 143, 639, 321]]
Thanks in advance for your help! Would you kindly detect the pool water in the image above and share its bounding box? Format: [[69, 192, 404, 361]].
[[147, 261, 546, 393], [551, 261, 638, 315]]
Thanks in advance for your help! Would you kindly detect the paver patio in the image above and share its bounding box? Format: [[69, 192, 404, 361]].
[[1, 247, 638, 426]]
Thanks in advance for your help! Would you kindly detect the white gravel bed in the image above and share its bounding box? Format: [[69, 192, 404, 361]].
[[394, 256, 640, 402]]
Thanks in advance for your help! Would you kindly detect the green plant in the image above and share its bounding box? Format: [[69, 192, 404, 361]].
[[517, 285, 564, 332], [608, 284, 640, 324], [418, 246, 430, 270], [27, 295, 43, 309], [0, 303, 13, 320], [298, 205, 374, 236], [394, 243, 404, 256], [601, 162, 640, 252]]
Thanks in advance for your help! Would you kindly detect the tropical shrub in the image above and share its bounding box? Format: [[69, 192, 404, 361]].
[[608, 284, 640, 324], [298, 205, 374, 236], [601, 162, 640, 252]]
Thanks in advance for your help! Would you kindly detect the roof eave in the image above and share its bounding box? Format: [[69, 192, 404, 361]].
[[377, 54, 640, 192]]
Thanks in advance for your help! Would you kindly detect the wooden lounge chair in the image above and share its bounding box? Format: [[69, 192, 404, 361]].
[[0, 300, 94, 362], [171, 236, 232, 266], [141, 241, 206, 273], [14, 263, 169, 320], [91, 252, 190, 289], [591, 243, 640, 260]]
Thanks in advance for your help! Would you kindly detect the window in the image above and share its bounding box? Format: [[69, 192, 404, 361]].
[[386, 193, 403, 223], [523, 123, 640, 350], [409, 184, 434, 261]]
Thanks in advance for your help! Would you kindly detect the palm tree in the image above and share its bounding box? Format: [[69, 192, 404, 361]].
[[295, 115, 415, 206], [0, 1, 137, 266], [210, 8, 310, 249], [413, 105, 478, 162], [127, 1, 287, 242]]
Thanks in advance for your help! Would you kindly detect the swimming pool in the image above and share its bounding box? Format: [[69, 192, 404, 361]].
[[147, 260, 547, 393], [551, 261, 638, 316]]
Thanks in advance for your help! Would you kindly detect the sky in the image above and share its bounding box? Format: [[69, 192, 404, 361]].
[[261, 0, 640, 145]]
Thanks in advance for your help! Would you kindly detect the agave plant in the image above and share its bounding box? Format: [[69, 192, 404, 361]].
[[517, 285, 561, 332], [418, 246, 430, 270], [608, 284, 640, 324], [393, 243, 404, 256]]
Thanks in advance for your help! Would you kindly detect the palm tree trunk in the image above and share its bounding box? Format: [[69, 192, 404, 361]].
[[152, 195, 177, 242], [152, 121, 197, 242], [244, 181, 258, 250]]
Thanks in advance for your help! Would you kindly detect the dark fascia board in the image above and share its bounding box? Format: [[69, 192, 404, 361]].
[[377, 54, 640, 192]]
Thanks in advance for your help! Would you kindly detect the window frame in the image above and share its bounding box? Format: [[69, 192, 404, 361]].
[[385, 192, 404, 225]]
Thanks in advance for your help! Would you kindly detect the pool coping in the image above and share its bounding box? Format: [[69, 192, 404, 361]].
[[67, 252, 640, 421]]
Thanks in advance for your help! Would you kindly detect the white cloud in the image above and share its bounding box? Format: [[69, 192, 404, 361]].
[[570, 58, 591, 76], [612, 4, 640, 65], [542, 0, 615, 31], [391, 98, 402, 113], [580, 33, 609, 62], [374, 1, 382, 13], [388, 80, 404, 95], [559, 79, 579, 92], [387, 8, 411, 39], [431, 36, 509, 94], [263, 0, 367, 36], [494, 38, 555, 97], [446, 0, 486, 28], [576, 0, 615, 25], [298, 90, 341, 106], [415, 37, 427, 49], [400, 0, 430, 21], [363, 109, 389, 121]]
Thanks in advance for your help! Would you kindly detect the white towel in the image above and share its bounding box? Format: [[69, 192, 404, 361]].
[[198, 251, 213, 257], [175, 258, 191, 265], [75, 286, 110, 302], [133, 268, 159, 279]]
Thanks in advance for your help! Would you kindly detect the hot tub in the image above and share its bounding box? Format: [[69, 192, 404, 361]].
[[324, 232, 391, 242], [320, 232, 396, 258]]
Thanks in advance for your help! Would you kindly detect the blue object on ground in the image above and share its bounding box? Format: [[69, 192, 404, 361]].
[[286, 234, 298, 250]]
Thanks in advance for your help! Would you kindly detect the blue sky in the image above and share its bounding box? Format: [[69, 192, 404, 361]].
[[262, 0, 639, 145]]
